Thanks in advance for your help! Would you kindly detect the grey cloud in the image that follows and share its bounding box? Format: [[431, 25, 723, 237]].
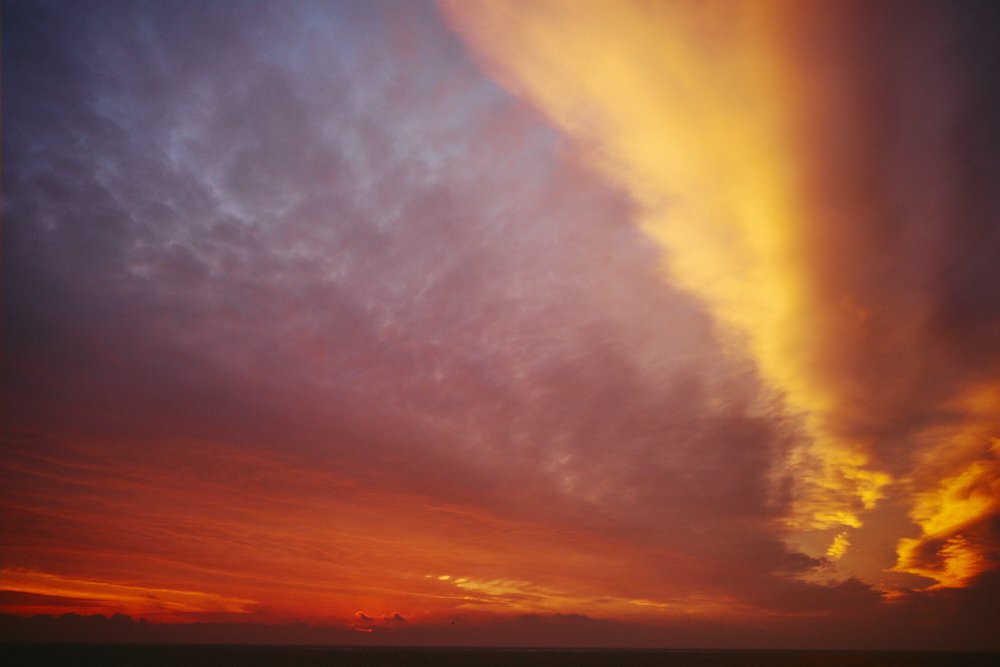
[[4, 0, 820, 612]]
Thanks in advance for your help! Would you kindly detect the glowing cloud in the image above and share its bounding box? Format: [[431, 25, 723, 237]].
[[826, 533, 850, 561], [441, 0, 998, 589], [0, 569, 256, 618], [895, 431, 1000, 589], [440, 0, 886, 535]]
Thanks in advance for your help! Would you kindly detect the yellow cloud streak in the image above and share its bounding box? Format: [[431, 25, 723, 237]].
[[435, 573, 768, 619], [441, 0, 889, 532], [893, 387, 1000, 588], [826, 532, 850, 561], [0, 568, 257, 615]]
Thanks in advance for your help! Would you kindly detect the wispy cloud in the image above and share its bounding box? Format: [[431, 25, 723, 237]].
[[0, 569, 256, 618]]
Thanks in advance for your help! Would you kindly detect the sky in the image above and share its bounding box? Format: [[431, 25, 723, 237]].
[[2, 0, 999, 650]]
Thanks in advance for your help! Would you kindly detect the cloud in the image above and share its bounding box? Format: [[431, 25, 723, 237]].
[[0, 569, 256, 618], [893, 436, 1000, 588], [2, 0, 997, 648], [826, 533, 850, 561], [5, 0, 782, 537], [440, 0, 1000, 591]]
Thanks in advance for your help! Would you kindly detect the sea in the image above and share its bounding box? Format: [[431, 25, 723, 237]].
[[2, 645, 997, 667]]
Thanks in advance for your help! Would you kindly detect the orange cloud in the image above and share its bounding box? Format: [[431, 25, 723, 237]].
[[826, 533, 850, 561], [895, 410, 1000, 589], [0, 568, 257, 620]]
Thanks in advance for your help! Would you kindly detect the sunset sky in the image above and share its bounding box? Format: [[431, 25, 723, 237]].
[[2, 0, 999, 650]]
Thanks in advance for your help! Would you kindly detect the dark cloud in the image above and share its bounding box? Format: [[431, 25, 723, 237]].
[[780, 0, 1000, 460]]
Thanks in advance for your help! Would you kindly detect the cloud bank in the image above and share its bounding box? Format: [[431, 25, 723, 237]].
[[2, 0, 997, 649], [441, 0, 1000, 594]]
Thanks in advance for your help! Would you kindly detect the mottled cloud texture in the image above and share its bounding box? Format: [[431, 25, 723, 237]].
[[2, 0, 998, 649]]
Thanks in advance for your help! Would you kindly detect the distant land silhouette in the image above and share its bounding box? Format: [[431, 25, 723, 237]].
[[4, 616, 1000, 667], [4, 610, 1000, 654], [0, 613, 362, 645], [3, 612, 676, 647]]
